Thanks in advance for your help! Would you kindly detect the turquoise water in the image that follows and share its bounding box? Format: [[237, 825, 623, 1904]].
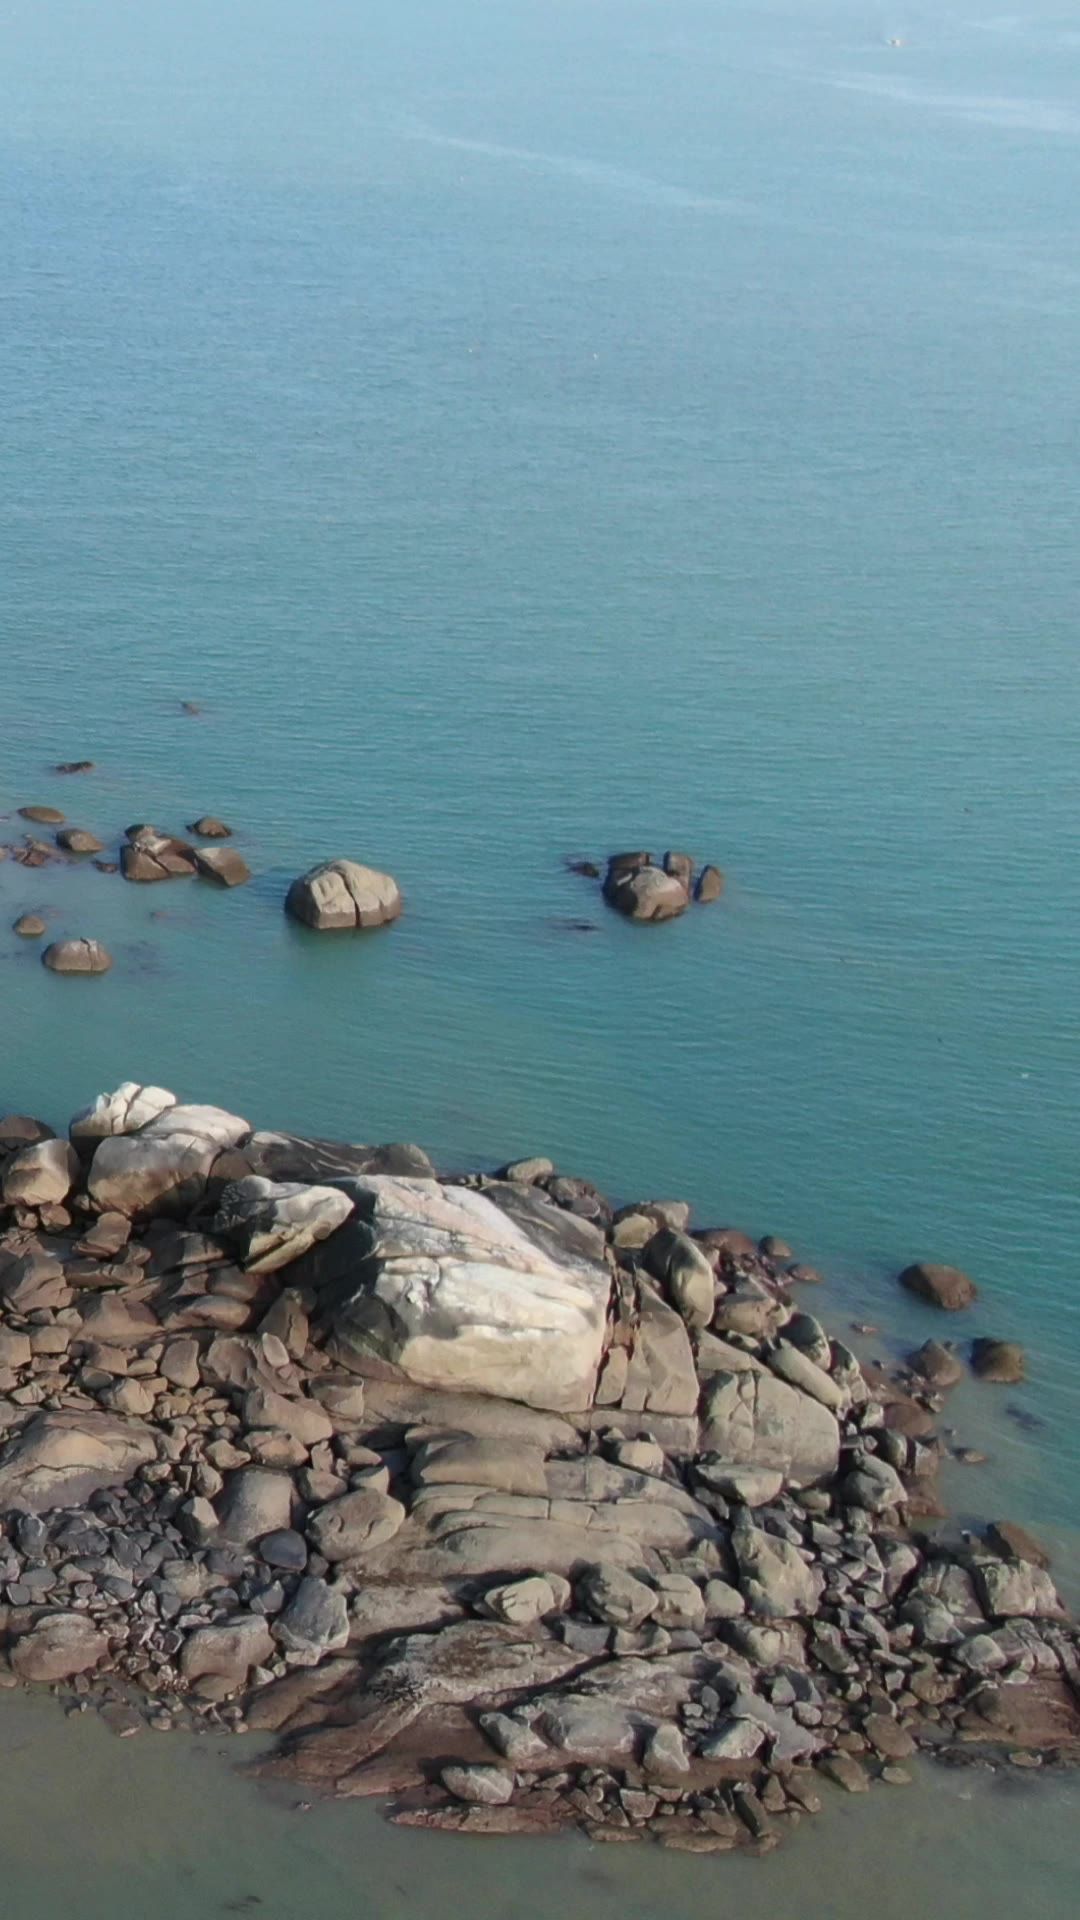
[[1, 1, 1078, 1906]]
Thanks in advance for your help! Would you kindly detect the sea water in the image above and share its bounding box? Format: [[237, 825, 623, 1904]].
[[0, 2, 1077, 1910]]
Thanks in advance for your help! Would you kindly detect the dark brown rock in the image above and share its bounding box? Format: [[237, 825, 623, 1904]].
[[56, 828, 104, 854], [18, 806, 65, 825], [971, 1339, 1026, 1383], [55, 761, 95, 774], [13, 914, 46, 938], [986, 1520, 1052, 1570], [899, 1262, 977, 1311], [188, 816, 232, 838], [909, 1339, 963, 1387]]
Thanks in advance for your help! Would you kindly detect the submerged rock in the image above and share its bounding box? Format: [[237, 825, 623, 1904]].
[[971, 1338, 1026, 1383], [56, 828, 104, 854], [899, 1262, 978, 1310]]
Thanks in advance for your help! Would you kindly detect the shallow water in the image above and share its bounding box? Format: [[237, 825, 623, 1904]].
[[1, 0, 1078, 1909]]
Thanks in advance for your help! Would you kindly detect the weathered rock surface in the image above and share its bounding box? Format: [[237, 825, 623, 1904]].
[[700, 1370, 840, 1487], [86, 1096, 249, 1217], [0, 1411, 156, 1512], [120, 826, 197, 882], [285, 860, 402, 931], [1, 1138, 79, 1206], [603, 863, 689, 923], [10, 1612, 108, 1682], [314, 1176, 612, 1413], [56, 828, 104, 854], [970, 1338, 1026, 1383]]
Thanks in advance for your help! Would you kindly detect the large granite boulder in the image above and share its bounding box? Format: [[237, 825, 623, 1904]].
[[285, 860, 402, 931], [84, 1095, 249, 1217], [699, 1370, 840, 1487], [1, 1137, 79, 1207], [9, 1612, 109, 1682], [306, 1176, 612, 1414], [212, 1176, 354, 1274], [0, 1410, 157, 1512]]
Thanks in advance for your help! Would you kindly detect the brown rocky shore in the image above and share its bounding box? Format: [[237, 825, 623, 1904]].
[[0, 1087, 1075, 1854]]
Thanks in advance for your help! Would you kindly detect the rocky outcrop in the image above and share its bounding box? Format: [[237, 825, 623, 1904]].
[[603, 863, 688, 923], [285, 860, 402, 931], [0, 1083, 1070, 1864]]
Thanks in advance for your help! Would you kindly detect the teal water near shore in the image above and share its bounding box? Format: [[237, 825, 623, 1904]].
[[1, 1, 1078, 1908]]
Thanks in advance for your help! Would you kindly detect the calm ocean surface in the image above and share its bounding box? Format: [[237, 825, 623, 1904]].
[[1, 1, 1078, 1910]]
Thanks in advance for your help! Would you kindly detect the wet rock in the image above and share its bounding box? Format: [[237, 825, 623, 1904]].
[[212, 1176, 353, 1274], [970, 1339, 1026, 1384], [55, 761, 94, 774], [899, 1263, 977, 1311], [12, 914, 46, 938], [909, 1339, 963, 1388], [18, 806, 65, 825], [694, 865, 724, 903], [603, 863, 688, 923], [986, 1521, 1051, 1570], [56, 829, 104, 855], [285, 860, 402, 931], [187, 817, 232, 838], [193, 846, 251, 887], [818, 1753, 869, 1793], [120, 827, 197, 882], [10, 1612, 107, 1682], [42, 939, 113, 975], [662, 851, 694, 888]]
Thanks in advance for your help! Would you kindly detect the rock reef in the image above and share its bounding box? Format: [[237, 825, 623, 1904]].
[[0, 1085, 1073, 1857]]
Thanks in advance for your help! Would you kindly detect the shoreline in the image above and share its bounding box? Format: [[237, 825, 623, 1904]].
[[0, 1085, 1076, 1855]]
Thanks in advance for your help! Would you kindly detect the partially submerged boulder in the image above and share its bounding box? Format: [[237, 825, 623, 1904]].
[[194, 846, 251, 887], [899, 1263, 977, 1311], [285, 860, 402, 931], [42, 939, 112, 975], [120, 826, 197, 882], [603, 862, 688, 923]]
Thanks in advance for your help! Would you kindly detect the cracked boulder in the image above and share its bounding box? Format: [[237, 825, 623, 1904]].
[[212, 1175, 353, 1274], [285, 860, 402, 931]]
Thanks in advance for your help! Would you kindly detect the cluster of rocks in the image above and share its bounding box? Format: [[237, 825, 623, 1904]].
[[569, 852, 724, 923], [0, 1089, 1070, 1854]]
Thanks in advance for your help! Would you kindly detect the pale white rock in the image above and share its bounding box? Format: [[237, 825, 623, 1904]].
[[323, 1175, 612, 1414], [70, 1083, 177, 1141], [768, 1341, 849, 1412], [86, 1101, 249, 1217]]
